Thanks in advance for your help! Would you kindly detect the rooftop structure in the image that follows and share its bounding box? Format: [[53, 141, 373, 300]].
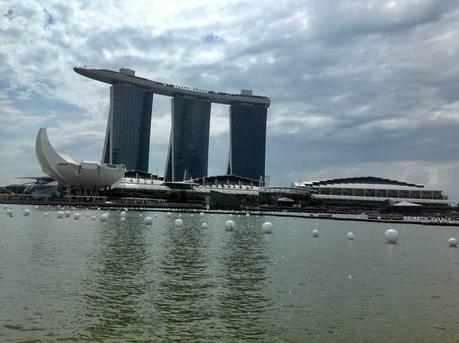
[[74, 67, 271, 106]]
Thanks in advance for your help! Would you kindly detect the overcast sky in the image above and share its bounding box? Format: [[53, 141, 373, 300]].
[[1, 0, 459, 200]]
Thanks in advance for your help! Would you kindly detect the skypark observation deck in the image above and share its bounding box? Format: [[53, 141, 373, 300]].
[[73, 67, 271, 106]]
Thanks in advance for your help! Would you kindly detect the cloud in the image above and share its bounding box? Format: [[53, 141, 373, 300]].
[[1, 0, 459, 200]]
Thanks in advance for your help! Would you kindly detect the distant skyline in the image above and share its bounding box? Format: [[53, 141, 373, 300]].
[[1, 0, 459, 200]]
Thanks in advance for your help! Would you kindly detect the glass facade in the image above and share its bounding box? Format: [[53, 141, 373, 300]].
[[102, 84, 153, 171], [165, 95, 211, 181], [227, 103, 267, 181]]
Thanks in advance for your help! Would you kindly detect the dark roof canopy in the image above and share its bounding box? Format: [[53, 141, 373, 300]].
[[309, 176, 423, 188]]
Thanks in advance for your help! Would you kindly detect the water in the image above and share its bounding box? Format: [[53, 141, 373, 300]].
[[1, 205, 459, 342]]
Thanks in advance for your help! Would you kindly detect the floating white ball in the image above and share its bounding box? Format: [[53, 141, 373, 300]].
[[3, 205, 8, 209], [246, 213, 250, 217], [175, 218, 184, 227], [57, 211, 64, 219], [120, 211, 127, 218], [6, 209, 13, 216], [200, 212, 205, 217], [43, 212, 48, 217], [85, 213, 90, 217], [100, 213, 108, 222], [91, 216, 96, 221], [167, 212, 172, 217], [384, 229, 399, 244], [312, 229, 319, 238], [65, 211, 71, 218], [347, 232, 354, 240], [144, 216, 153, 225], [261, 222, 273, 234], [201, 222, 208, 229], [120, 217, 126, 223], [448, 237, 458, 248], [23, 209, 30, 216], [73, 213, 80, 220], [225, 220, 235, 231], [139, 213, 143, 217]]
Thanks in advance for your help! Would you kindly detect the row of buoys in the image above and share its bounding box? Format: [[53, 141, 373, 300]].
[[3, 207, 458, 247]]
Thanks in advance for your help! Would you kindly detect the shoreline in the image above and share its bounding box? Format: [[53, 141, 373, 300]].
[[3, 200, 459, 227]]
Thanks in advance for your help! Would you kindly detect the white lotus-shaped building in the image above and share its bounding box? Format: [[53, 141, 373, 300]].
[[35, 128, 125, 188]]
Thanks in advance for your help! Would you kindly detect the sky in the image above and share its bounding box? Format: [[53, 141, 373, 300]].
[[1, 0, 459, 200]]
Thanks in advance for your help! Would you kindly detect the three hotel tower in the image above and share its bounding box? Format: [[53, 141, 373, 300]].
[[74, 67, 270, 182]]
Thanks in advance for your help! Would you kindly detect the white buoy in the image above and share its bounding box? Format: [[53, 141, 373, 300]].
[[175, 218, 184, 227], [139, 213, 143, 217], [120, 211, 127, 218], [85, 213, 90, 217], [167, 212, 172, 217], [347, 232, 354, 240], [448, 237, 458, 248], [23, 209, 30, 216], [200, 212, 205, 217], [312, 229, 319, 238], [65, 211, 71, 218], [201, 222, 208, 229], [384, 229, 399, 244], [57, 211, 64, 219], [6, 209, 13, 216], [225, 220, 235, 231], [154, 213, 158, 217], [35, 205, 39, 209], [44, 212, 48, 217], [261, 222, 273, 234], [3, 205, 7, 209], [91, 216, 96, 221], [144, 216, 153, 225], [100, 213, 108, 222], [246, 213, 250, 217], [120, 217, 126, 223], [73, 213, 80, 220]]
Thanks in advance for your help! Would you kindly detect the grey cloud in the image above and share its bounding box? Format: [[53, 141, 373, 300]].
[[1, 0, 459, 199]]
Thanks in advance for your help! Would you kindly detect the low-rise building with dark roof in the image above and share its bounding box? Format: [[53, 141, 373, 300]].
[[293, 176, 450, 207]]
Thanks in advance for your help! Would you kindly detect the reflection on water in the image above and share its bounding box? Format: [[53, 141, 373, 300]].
[[218, 220, 273, 341], [82, 217, 149, 340], [153, 222, 214, 342]]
